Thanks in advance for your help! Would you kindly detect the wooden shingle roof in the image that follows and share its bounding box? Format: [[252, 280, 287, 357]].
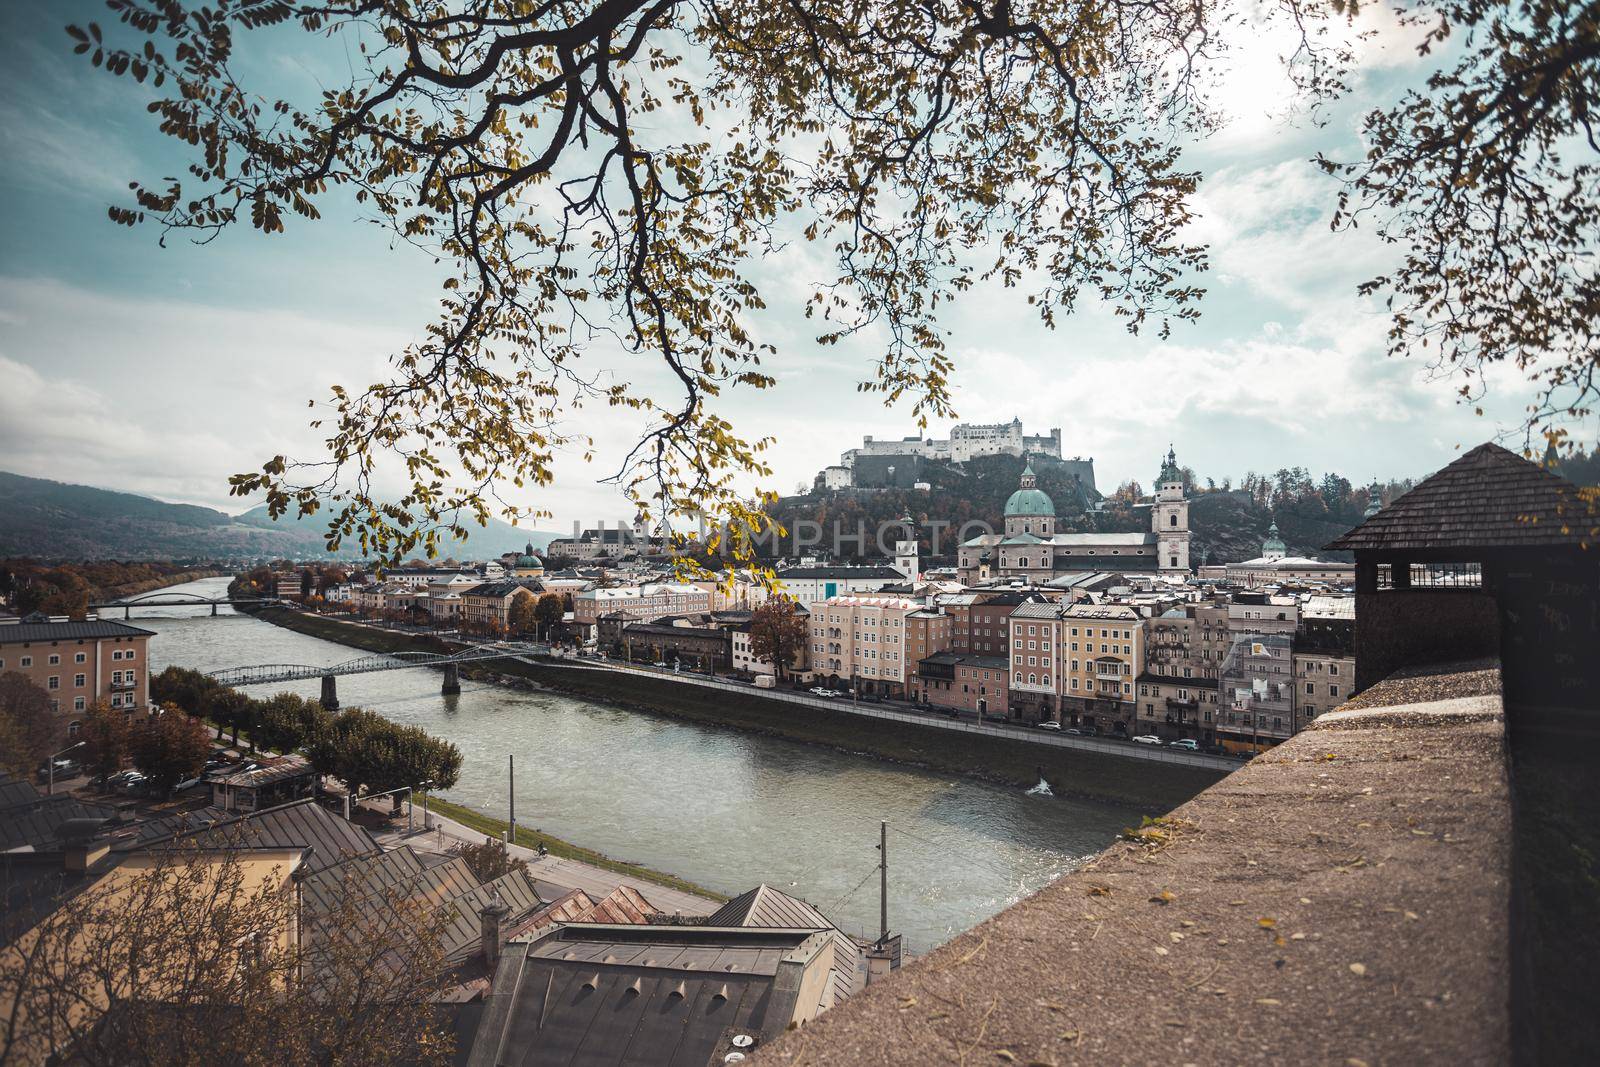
[[1327, 443, 1597, 552]]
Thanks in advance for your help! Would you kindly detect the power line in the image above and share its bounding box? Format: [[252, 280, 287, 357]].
[[826, 864, 880, 915]]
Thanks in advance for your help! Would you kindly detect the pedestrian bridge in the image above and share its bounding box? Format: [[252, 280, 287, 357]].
[[207, 643, 543, 708], [91, 591, 286, 617]]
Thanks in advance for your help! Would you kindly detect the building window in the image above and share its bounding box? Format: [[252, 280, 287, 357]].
[[48, 654, 60, 665], [48, 676, 60, 690], [73, 696, 86, 711], [75, 652, 86, 663], [74, 673, 86, 687], [68, 720, 82, 738], [21, 656, 32, 668]]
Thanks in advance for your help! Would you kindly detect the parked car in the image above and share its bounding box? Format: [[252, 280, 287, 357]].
[[809, 686, 831, 696], [1038, 720, 1062, 731], [173, 774, 206, 792], [1169, 739, 1200, 751], [37, 758, 82, 782], [1132, 735, 1164, 745], [117, 772, 150, 794], [1063, 727, 1083, 735]]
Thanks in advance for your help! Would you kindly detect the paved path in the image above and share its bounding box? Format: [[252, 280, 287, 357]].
[[373, 805, 721, 918]]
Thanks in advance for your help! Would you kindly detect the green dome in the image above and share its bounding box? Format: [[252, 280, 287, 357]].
[[1004, 488, 1056, 517], [1262, 521, 1287, 557]]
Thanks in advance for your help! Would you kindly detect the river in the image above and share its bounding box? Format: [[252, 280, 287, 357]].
[[141, 576, 1141, 952]]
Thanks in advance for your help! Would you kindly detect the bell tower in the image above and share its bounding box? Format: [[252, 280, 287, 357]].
[[894, 514, 920, 582], [1153, 445, 1190, 573]]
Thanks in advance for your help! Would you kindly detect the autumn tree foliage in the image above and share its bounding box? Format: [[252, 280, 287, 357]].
[[79, 702, 132, 781], [308, 707, 463, 805], [130, 706, 211, 796], [1321, 0, 1600, 455], [748, 596, 808, 679], [534, 592, 565, 636], [449, 836, 529, 883], [66, 0, 1317, 566], [0, 672, 57, 777], [506, 590, 538, 636]]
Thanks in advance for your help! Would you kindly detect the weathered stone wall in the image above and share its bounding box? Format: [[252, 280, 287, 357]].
[[1353, 589, 1500, 691]]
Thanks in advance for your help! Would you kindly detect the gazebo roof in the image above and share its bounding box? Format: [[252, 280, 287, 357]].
[[1326, 443, 1596, 553]]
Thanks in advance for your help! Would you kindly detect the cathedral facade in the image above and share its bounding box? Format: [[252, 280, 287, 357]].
[[957, 449, 1191, 583]]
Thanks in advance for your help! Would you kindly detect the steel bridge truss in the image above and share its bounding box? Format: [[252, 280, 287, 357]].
[[206, 643, 541, 687]]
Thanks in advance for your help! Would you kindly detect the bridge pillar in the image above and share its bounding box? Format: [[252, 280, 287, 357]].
[[211, 602, 218, 617], [320, 674, 340, 711], [124, 606, 131, 620], [441, 663, 461, 696]]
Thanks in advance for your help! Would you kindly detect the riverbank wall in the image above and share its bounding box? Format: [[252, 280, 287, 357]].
[[249, 606, 1225, 812]]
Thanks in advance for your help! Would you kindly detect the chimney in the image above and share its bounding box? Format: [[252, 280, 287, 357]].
[[479, 891, 512, 969], [57, 817, 114, 872]]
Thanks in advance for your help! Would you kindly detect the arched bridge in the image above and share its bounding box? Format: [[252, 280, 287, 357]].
[[90, 591, 286, 618], [206, 643, 543, 709]]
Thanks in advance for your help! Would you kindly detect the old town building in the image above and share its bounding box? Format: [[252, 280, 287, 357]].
[[916, 653, 1010, 714], [0, 616, 154, 740], [809, 595, 950, 698]]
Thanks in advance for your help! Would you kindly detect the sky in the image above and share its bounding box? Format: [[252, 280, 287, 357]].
[[0, 2, 1554, 533]]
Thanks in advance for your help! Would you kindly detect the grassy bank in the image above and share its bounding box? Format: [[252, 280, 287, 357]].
[[422, 796, 727, 902], [252, 606, 1225, 811]]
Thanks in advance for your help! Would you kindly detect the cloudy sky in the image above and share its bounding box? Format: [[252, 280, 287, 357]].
[[0, 3, 1545, 532]]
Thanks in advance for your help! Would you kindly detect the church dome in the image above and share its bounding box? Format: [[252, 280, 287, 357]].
[[515, 541, 543, 568], [1004, 458, 1056, 517], [1262, 522, 1287, 559]]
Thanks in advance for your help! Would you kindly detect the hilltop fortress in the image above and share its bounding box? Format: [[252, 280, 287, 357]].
[[822, 418, 1096, 492]]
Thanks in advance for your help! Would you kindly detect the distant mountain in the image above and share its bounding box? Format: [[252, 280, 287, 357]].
[[0, 471, 556, 561], [233, 503, 558, 558]]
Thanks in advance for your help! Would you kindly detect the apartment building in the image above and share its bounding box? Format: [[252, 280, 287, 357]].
[[809, 595, 950, 698], [916, 652, 1010, 715], [1060, 604, 1144, 732], [460, 580, 542, 633], [1007, 602, 1144, 731], [0, 617, 155, 741], [1217, 632, 1297, 753], [1292, 595, 1356, 723], [571, 583, 713, 631], [775, 566, 905, 610], [938, 590, 1044, 657]]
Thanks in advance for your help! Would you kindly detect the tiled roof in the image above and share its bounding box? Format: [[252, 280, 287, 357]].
[[1327, 442, 1597, 551], [0, 620, 156, 644]]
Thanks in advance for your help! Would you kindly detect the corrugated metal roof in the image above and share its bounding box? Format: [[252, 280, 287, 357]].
[[138, 799, 379, 874], [708, 885, 863, 1004], [0, 795, 119, 850], [1327, 442, 1596, 551]]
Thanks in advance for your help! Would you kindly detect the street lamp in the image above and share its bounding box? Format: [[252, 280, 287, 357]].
[[46, 741, 85, 796]]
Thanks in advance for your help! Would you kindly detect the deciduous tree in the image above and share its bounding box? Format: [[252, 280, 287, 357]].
[[449, 837, 529, 883], [79, 702, 131, 781], [68, 0, 1305, 566], [130, 706, 211, 796], [0, 672, 57, 777], [533, 593, 565, 637], [1322, 0, 1600, 461], [749, 596, 807, 680]]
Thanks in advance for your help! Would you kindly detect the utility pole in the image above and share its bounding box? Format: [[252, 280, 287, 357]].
[[878, 820, 888, 946], [507, 754, 517, 846]]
